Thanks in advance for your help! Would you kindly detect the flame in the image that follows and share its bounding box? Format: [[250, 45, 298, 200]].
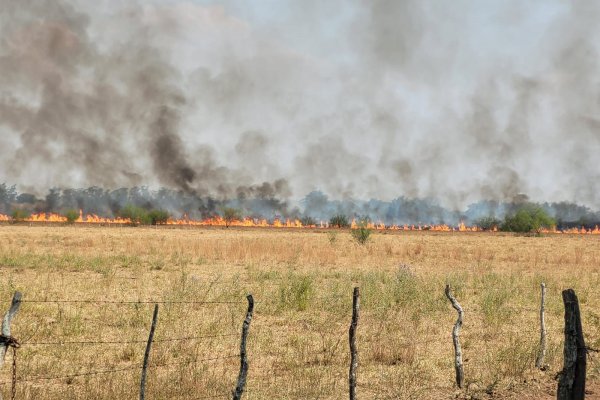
[[25, 213, 67, 222], [0, 211, 599, 234]]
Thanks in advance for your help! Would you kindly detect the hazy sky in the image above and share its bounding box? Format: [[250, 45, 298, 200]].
[[0, 1, 598, 208]]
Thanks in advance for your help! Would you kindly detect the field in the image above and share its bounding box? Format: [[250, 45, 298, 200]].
[[0, 226, 599, 399]]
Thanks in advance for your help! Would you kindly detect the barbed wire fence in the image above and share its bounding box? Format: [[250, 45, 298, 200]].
[[0, 283, 595, 399]]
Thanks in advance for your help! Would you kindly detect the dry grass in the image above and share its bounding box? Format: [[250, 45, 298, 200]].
[[0, 225, 599, 399]]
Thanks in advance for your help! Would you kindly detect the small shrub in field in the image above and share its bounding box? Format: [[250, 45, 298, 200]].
[[351, 220, 371, 245], [220, 207, 242, 227], [329, 214, 349, 228], [279, 274, 314, 311], [64, 209, 79, 224], [148, 209, 169, 225], [11, 209, 30, 222]]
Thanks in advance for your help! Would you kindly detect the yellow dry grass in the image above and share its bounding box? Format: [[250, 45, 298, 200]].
[[0, 225, 599, 399]]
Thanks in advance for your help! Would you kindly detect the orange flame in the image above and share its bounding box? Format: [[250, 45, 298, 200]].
[[0, 211, 599, 234]]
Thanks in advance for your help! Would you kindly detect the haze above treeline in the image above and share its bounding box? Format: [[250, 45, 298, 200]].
[[1, 184, 599, 228]]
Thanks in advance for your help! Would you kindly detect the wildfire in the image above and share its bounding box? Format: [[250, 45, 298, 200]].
[[0, 211, 599, 234]]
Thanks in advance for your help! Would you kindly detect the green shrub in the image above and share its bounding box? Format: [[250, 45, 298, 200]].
[[11, 209, 30, 222], [64, 209, 79, 224], [501, 205, 555, 233], [220, 207, 242, 227], [329, 214, 349, 228], [351, 220, 371, 245], [148, 209, 169, 225], [119, 205, 151, 226], [475, 216, 501, 231]]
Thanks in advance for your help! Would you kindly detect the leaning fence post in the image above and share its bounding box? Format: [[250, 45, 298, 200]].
[[349, 287, 360, 400], [0, 292, 21, 400], [445, 285, 464, 389], [233, 294, 254, 400], [536, 283, 547, 370], [557, 289, 586, 400], [140, 304, 159, 400], [0, 292, 22, 368]]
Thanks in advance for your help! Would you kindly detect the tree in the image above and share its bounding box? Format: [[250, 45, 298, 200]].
[[501, 205, 555, 233], [0, 183, 17, 214], [475, 216, 501, 231], [329, 214, 349, 228], [64, 209, 80, 224], [119, 204, 151, 226], [300, 216, 316, 227], [221, 207, 242, 228], [11, 209, 30, 222], [148, 209, 170, 225]]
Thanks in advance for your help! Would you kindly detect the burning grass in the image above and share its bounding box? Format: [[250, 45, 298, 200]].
[[0, 226, 599, 399]]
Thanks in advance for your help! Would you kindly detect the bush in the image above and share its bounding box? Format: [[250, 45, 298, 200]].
[[329, 214, 349, 228], [351, 220, 371, 245], [11, 209, 30, 222], [300, 216, 316, 227], [119, 205, 151, 226], [475, 216, 501, 231], [501, 205, 555, 233], [64, 209, 80, 224], [148, 209, 169, 225], [220, 207, 242, 228]]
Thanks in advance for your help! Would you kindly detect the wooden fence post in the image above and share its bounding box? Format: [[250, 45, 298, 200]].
[[445, 285, 464, 389], [140, 304, 159, 400], [349, 287, 360, 400], [0, 292, 22, 368], [0, 292, 21, 400], [536, 283, 547, 370], [557, 289, 586, 400], [233, 294, 254, 400]]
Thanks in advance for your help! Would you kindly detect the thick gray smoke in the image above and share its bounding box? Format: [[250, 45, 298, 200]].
[[0, 1, 599, 210]]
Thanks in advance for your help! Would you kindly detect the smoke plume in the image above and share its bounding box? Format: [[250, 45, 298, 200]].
[[0, 1, 599, 211]]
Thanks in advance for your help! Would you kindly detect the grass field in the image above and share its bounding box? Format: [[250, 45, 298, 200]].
[[0, 226, 599, 399]]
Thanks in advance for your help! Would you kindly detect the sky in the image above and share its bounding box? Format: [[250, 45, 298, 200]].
[[0, 1, 599, 209]]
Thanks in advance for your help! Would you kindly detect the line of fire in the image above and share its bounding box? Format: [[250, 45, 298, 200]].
[[1, 210, 599, 234]]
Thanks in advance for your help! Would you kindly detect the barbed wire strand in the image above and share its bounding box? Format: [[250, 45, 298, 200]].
[[21, 300, 241, 305], [0, 354, 240, 386], [21, 333, 239, 346]]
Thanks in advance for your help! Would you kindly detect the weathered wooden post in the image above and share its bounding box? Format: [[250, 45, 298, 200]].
[[557, 289, 586, 400], [445, 285, 464, 389], [140, 304, 159, 400], [536, 283, 547, 370], [0, 292, 21, 400], [233, 294, 254, 400], [349, 287, 360, 400]]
